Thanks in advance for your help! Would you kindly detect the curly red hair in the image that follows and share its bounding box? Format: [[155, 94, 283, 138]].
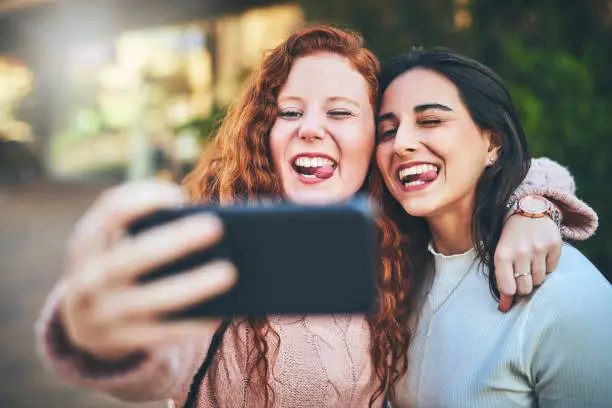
[[182, 24, 411, 406]]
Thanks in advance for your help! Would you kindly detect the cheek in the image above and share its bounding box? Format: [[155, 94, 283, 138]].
[[348, 133, 375, 174], [268, 124, 289, 169], [329, 120, 372, 166], [341, 121, 375, 164], [375, 142, 394, 178]]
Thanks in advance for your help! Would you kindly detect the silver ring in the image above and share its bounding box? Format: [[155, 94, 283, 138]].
[[514, 271, 531, 279]]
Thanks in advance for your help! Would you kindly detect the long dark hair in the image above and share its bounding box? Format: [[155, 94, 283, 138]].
[[374, 48, 532, 307]]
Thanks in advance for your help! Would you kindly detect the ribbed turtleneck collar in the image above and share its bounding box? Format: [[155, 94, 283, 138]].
[[425, 242, 479, 315], [427, 242, 478, 275]]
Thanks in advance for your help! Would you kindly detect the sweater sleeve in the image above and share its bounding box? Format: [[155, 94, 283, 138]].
[[512, 157, 598, 241], [35, 280, 214, 404], [522, 245, 612, 408]]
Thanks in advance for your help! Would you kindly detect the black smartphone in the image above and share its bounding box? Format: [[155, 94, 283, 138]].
[[128, 195, 379, 318]]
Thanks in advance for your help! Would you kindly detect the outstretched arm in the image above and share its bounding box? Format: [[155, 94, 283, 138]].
[[495, 157, 598, 312]]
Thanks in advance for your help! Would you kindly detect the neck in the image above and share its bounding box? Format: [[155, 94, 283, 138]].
[[427, 202, 474, 256]]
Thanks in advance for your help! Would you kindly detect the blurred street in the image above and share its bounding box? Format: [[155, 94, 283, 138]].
[[0, 181, 164, 408]]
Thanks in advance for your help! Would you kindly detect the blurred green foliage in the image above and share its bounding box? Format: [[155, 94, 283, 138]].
[[175, 104, 227, 142], [300, 0, 611, 272]]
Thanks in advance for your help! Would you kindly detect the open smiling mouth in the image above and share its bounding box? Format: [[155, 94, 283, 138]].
[[398, 163, 440, 190], [292, 156, 337, 181]]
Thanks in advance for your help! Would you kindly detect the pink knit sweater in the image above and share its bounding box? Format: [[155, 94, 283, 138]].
[[35, 158, 598, 408]]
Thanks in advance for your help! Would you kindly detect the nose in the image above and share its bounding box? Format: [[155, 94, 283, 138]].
[[298, 112, 326, 142], [393, 123, 420, 156]]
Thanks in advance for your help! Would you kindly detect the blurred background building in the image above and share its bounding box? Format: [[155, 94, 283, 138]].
[[3, 0, 608, 275], [0, 0, 304, 183], [0, 1, 610, 407]]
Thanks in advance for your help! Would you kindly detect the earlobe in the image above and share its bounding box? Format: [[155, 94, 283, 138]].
[[484, 130, 502, 166]]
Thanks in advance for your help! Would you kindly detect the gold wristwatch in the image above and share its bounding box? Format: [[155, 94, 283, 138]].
[[505, 195, 563, 228]]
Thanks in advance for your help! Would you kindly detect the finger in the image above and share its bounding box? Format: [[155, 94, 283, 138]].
[[68, 182, 186, 268], [545, 238, 563, 274], [98, 260, 237, 322], [531, 251, 547, 286], [65, 213, 224, 315], [494, 248, 516, 308], [498, 294, 514, 313], [515, 274, 533, 295], [87, 180, 186, 230], [513, 245, 533, 295], [100, 213, 224, 285]]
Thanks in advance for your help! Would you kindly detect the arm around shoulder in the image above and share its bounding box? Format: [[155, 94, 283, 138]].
[[513, 157, 598, 240]]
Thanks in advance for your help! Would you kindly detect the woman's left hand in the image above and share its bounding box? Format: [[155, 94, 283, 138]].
[[494, 215, 562, 312]]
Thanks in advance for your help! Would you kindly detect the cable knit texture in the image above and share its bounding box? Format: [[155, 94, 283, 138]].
[[35, 157, 598, 407]]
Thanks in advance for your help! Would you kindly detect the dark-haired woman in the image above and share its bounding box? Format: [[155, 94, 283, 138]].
[[375, 49, 612, 408]]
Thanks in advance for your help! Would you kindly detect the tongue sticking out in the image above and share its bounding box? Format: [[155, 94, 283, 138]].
[[418, 170, 438, 182], [314, 165, 335, 179], [407, 170, 438, 183]]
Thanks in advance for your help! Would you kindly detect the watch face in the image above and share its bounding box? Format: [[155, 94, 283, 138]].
[[518, 195, 550, 215]]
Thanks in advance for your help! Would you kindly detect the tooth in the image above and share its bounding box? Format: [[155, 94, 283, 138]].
[[404, 180, 425, 187], [315, 158, 323, 167]]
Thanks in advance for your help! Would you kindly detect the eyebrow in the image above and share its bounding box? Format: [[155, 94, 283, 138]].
[[414, 103, 453, 113], [277, 96, 361, 108], [377, 112, 397, 123], [328, 96, 360, 108], [377, 103, 453, 123]]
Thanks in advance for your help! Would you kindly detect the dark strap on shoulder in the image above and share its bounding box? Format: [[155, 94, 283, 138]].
[[184, 319, 231, 408]]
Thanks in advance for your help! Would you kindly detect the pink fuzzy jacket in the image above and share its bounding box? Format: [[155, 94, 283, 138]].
[[35, 158, 598, 408]]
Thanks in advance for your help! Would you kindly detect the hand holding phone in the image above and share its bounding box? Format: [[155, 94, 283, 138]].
[[129, 195, 379, 318], [59, 181, 236, 361]]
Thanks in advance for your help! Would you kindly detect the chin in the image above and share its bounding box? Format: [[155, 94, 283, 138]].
[[396, 197, 439, 218], [285, 189, 348, 206]]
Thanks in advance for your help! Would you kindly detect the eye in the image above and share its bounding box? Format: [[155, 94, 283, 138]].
[[328, 110, 354, 118], [278, 109, 302, 119], [378, 127, 397, 141], [417, 118, 443, 128]]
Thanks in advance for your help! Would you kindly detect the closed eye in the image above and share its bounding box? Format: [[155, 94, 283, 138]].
[[417, 118, 443, 127], [378, 128, 397, 141], [328, 110, 355, 118], [278, 110, 302, 119]]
